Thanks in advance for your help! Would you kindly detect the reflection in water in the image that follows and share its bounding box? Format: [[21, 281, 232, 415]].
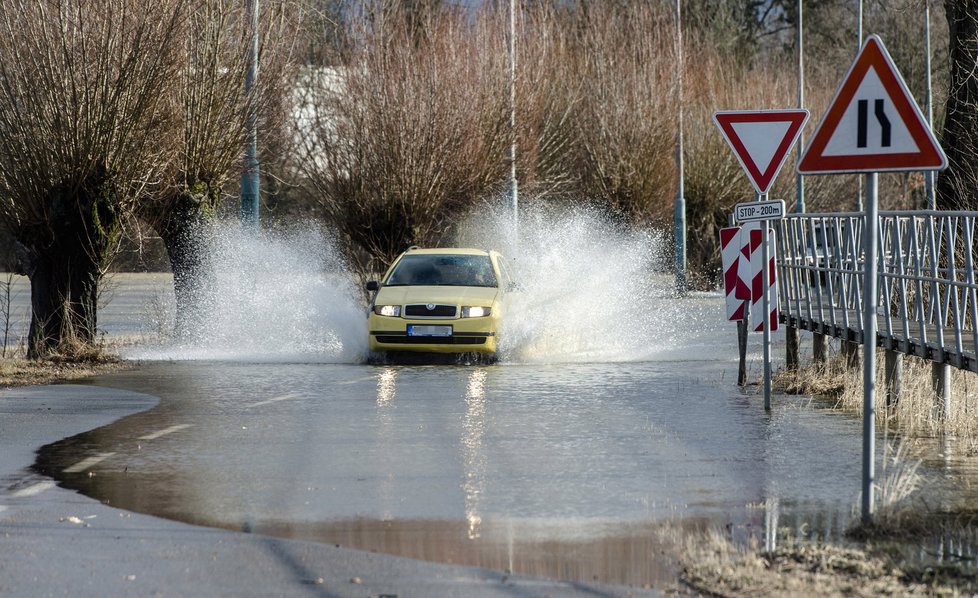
[[764, 497, 779, 552], [462, 369, 488, 539], [376, 367, 397, 407], [376, 367, 398, 521], [176, 515, 690, 588]]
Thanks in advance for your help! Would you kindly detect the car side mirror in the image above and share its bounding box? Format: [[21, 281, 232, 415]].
[[366, 280, 380, 292]]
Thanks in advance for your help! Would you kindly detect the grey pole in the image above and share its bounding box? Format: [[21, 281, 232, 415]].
[[240, 0, 260, 228], [761, 191, 772, 411], [924, 0, 936, 210], [509, 0, 519, 229], [674, 0, 687, 295], [795, 0, 805, 213], [862, 172, 879, 523]]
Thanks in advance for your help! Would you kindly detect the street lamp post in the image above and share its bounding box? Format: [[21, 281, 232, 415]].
[[796, 0, 805, 213], [674, 0, 686, 295], [508, 0, 519, 231], [924, 0, 936, 209], [240, 0, 260, 228]]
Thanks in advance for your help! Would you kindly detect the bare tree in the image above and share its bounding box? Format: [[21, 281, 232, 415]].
[[568, 2, 678, 223], [937, 0, 978, 210], [0, 0, 185, 358], [138, 0, 301, 337], [296, 1, 508, 269]]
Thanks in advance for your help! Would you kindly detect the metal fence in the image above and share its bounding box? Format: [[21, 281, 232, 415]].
[[776, 211, 978, 373]]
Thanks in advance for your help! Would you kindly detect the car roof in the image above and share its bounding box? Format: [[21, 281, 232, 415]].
[[401, 247, 493, 257]]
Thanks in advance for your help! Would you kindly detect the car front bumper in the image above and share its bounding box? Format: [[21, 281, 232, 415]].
[[368, 314, 498, 354]]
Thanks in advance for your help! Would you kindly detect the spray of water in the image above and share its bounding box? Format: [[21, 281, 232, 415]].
[[125, 223, 367, 362], [459, 203, 725, 364], [127, 204, 725, 364]]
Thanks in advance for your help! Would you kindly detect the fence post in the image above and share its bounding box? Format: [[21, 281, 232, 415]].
[[932, 362, 951, 420], [786, 325, 800, 369], [884, 349, 902, 406], [842, 341, 860, 369], [813, 332, 827, 363]]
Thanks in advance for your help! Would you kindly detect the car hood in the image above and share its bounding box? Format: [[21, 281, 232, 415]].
[[376, 285, 499, 306]]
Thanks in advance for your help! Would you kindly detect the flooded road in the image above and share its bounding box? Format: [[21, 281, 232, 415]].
[[37, 357, 871, 587], [13, 215, 965, 588]]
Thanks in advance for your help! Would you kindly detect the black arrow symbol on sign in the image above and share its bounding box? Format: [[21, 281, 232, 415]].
[[857, 99, 892, 148]]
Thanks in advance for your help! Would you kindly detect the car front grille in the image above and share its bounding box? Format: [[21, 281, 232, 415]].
[[376, 335, 487, 345], [404, 304, 458, 318]]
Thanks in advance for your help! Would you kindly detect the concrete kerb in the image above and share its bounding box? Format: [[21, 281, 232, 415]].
[[0, 384, 659, 597]]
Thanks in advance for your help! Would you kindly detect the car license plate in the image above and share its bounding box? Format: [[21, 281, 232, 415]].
[[407, 325, 452, 337]]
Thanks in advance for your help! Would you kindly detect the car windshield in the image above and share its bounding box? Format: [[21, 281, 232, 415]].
[[385, 254, 498, 287]]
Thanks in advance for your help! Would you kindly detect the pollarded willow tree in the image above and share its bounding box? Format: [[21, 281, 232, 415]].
[[295, 1, 510, 270], [0, 0, 186, 358], [139, 0, 300, 337]]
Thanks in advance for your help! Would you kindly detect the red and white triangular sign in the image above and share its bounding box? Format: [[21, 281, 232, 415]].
[[713, 110, 809, 194], [799, 35, 946, 174]]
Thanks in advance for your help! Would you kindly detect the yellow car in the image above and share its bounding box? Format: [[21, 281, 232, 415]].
[[366, 247, 513, 360]]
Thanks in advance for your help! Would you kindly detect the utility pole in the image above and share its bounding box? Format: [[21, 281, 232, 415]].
[[508, 0, 519, 230], [855, 0, 864, 212], [674, 0, 687, 295], [924, 0, 936, 209], [796, 0, 805, 213], [240, 0, 260, 228]]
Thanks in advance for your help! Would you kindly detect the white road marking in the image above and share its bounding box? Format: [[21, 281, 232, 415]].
[[63, 452, 116, 474], [247, 392, 302, 408], [9, 481, 56, 498], [137, 423, 193, 441]]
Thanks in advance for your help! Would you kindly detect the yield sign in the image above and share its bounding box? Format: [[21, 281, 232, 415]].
[[713, 110, 810, 194], [798, 35, 947, 174]]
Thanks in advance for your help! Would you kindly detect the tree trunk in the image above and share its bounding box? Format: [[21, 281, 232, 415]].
[[937, 1, 978, 210], [18, 177, 117, 359], [154, 195, 211, 340], [24, 245, 100, 358]]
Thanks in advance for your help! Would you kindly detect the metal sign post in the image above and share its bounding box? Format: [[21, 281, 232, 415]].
[[760, 193, 772, 411], [861, 172, 879, 521], [714, 110, 805, 413], [798, 35, 947, 524]]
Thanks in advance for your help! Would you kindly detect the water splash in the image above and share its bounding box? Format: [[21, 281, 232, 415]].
[[124, 223, 367, 362], [459, 203, 726, 363], [126, 205, 726, 364]]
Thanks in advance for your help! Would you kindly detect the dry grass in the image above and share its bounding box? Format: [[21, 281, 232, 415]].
[[678, 527, 966, 597], [776, 350, 978, 440], [743, 352, 978, 595], [0, 356, 130, 389], [0, 336, 130, 389]]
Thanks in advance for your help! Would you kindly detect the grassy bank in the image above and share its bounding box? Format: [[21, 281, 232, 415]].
[[674, 351, 978, 596], [0, 341, 132, 389], [0, 358, 130, 388], [680, 527, 978, 596], [776, 351, 978, 440]]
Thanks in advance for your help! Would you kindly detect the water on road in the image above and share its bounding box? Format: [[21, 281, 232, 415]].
[[16, 212, 943, 587], [37, 357, 874, 587]]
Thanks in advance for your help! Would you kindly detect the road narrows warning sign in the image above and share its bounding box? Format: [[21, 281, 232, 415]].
[[798, 35, 946, 174]]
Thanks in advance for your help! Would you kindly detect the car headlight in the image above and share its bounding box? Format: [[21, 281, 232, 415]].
[[373, 305, 401, 317], [461, 306, 491, 318]]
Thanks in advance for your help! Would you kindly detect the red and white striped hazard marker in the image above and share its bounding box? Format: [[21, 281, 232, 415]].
[[749, 228, 778, 333], [719, 227, 746, 321]]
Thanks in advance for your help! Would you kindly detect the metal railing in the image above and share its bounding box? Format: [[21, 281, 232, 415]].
[[776, 211, 978, 373]]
